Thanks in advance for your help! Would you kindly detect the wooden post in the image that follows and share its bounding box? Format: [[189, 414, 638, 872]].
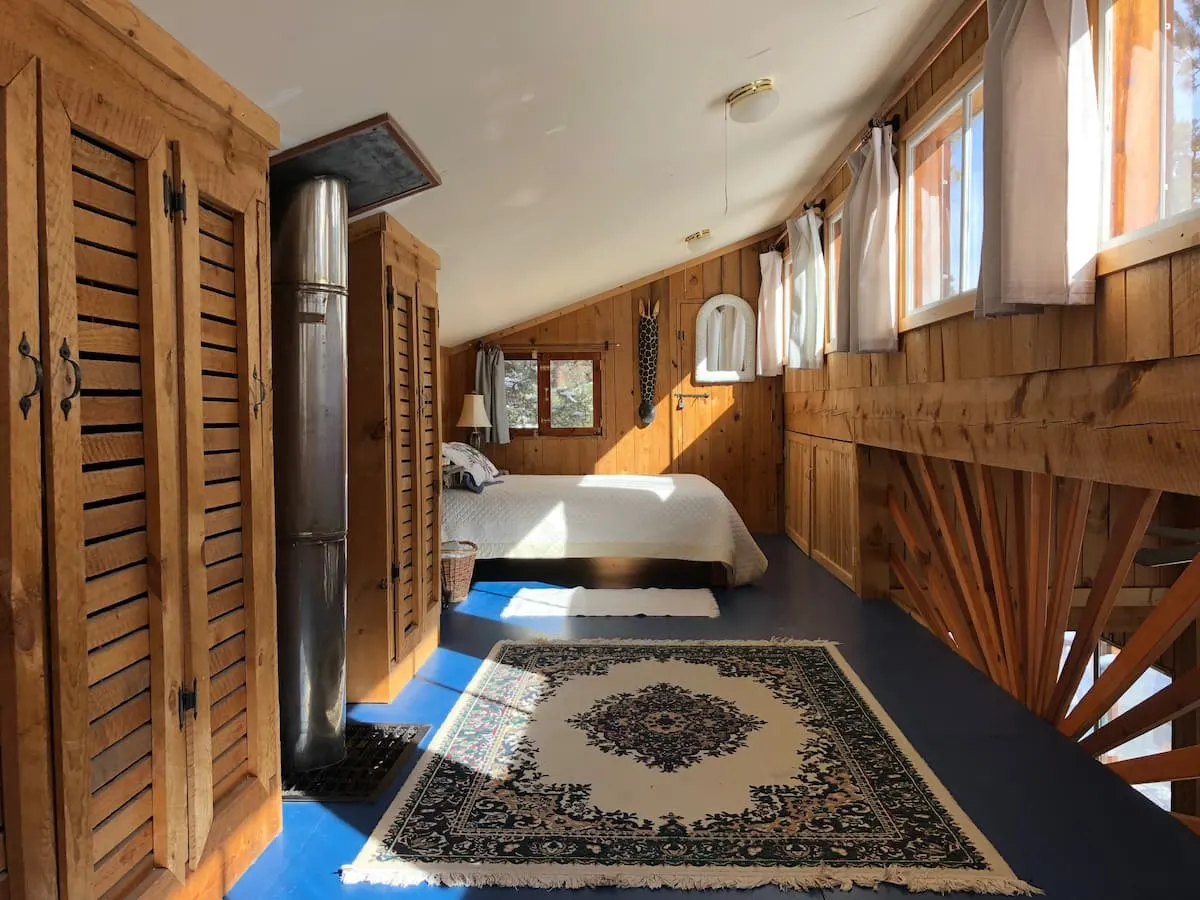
[[855, 445, 892, 599]]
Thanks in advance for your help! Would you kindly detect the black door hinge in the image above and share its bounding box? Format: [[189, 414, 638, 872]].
[[391, 562, 402, 582], [178, 679, 198, 729], [163, 172, 188, 222], [386, 266, 395, 307]]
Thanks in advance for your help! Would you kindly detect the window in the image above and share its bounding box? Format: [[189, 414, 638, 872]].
[[503, 351, 602, 436], [1101, 0, 1200, 238], [1061, 632, 1173, 810], [904, 75, 984, 312], [825, 209, 843, 347]]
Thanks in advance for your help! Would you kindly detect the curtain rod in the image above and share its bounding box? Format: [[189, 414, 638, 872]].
[[801, 0, 984, 208], [480, 340, 619, 352], [858, 114, 902, 150], [771, 199, 827, 250], [770, 110, 901, 251]]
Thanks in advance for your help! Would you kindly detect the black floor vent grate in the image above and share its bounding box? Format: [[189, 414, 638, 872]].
[[282, 722, 428, 803]]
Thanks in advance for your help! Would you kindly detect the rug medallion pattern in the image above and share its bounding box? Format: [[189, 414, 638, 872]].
[[344, 640, 1033, 893], [567, 681, 766, 772]]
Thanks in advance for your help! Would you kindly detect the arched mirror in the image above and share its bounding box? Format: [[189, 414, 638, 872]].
[[695, 293, 756, 384]]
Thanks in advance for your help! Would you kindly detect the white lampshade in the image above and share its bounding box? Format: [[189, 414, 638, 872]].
[[456, 393, 491, 428]]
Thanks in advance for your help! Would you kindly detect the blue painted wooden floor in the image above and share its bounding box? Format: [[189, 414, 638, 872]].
[[229, 535, 1200, 899]]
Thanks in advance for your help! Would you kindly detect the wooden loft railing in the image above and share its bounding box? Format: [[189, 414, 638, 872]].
[[888, 452, 1200, 834]]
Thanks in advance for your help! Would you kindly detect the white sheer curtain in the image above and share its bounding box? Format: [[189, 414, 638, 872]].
[[786, 211, 825, 369], [976, 0, 1099, 317], [836, 124, 899, 352], [756, 250, 785, 376]]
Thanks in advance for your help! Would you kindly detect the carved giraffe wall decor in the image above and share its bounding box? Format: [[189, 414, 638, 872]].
[[637, 298, 661, 425]]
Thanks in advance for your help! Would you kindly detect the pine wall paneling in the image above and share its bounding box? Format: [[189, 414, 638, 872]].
[[443, 239, 783, 534], [781, 0, 1200, 820]]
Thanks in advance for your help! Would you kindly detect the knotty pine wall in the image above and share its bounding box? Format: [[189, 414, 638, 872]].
[[786, 0, 1200, 497], [442, 239, 784, 534], [789, 2, 1200, 599]]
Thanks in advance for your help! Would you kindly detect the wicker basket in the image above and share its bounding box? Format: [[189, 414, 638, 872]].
[[440, 541, 478, 604]]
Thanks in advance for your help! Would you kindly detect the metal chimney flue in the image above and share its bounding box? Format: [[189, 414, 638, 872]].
[[271, 176, 349, 773]]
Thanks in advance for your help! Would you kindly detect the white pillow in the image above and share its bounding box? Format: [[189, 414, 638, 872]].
[[442, 442, 501, 491]]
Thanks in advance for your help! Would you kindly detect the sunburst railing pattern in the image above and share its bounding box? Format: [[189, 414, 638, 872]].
[[887, 452, 1200, 837]]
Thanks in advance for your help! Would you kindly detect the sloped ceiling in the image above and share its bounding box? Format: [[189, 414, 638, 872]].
[[136, 0, 960, 346]]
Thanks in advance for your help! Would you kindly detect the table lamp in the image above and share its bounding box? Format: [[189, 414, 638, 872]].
[[456, 393, 491, 449]]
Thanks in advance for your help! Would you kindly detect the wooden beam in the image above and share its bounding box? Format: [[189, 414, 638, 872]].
[[1039, 479, 1095, 717], [1070, 586, 1170, 607], [916, 456, 1006, 688], [948, 460, 1013, 695], [1107, 745, 1200, 784], [890, 549, 954, 649], [1011, 471, 1030, 696], [950, 462, 990, 612], [976, 464, 1021, 694], [1025, 473, 1054, 706], [784, 356, 1200, 495], [886, 491, 947, 645], [1064, 553, 1200, 739], [1079, 665, 1200, 758], [1051, 488, 1161, 723], [887, 483, 986, 671]]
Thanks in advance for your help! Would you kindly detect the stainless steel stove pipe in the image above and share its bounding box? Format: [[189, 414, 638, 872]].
[[271, 176, 349, 773]]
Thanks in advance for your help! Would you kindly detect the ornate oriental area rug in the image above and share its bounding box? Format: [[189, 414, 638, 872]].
[[342, 639, 1035, 894]]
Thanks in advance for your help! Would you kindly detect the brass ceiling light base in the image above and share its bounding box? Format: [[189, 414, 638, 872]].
[[684, 228, 714, 255], [726, 78, 780, 124], [726, 78, 774, 106]]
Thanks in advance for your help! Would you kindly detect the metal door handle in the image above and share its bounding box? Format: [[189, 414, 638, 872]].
[[17, 332, 42, 420], [251, 366, 267, 418], [59, 338, 82, 421]]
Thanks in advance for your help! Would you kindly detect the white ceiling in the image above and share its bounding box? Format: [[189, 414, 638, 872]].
[[137, 0, 958, 346]]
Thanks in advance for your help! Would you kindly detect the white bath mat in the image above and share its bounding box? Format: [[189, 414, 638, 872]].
[[500, 587, 719, 618]]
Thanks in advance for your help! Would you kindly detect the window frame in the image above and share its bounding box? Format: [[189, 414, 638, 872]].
[[902, 70, 984, 321], [502, 349, 604, 438], [1094, 0, 1200, 274], [824, 196, 846, 355]]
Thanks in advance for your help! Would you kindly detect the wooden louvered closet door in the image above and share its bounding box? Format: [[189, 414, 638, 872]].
[[38, 70, 187, 898], [387, 270, 420, 669], [0, 49, 59, 900], [415, 292, 441, 621], [174, 142, 276, 867]]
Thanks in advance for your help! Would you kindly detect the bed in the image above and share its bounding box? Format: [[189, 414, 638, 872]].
[[441, 473, 768, 586]]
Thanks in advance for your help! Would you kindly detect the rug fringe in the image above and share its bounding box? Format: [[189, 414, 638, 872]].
[[341, 862, 1039, 895], [518, 637, 840, 648]]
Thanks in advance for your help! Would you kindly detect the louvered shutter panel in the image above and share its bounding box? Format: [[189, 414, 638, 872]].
[[39, 73, 187, 898], [416, 297, 441, 617], [174, 143, 275, 864], [389, 280, 420, 661]]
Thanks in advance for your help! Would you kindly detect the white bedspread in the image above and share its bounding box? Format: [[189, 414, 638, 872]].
[[441, 474, 767, 586]]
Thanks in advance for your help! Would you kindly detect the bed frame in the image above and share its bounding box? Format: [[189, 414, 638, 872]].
[[471, 558, 729, 590]]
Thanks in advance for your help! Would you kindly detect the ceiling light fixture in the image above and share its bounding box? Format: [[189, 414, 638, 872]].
[[685, 229, 714, 254], [726, 78, 779, 124]]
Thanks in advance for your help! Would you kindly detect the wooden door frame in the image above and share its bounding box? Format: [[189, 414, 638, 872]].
[[0, 50, 59, 900]]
